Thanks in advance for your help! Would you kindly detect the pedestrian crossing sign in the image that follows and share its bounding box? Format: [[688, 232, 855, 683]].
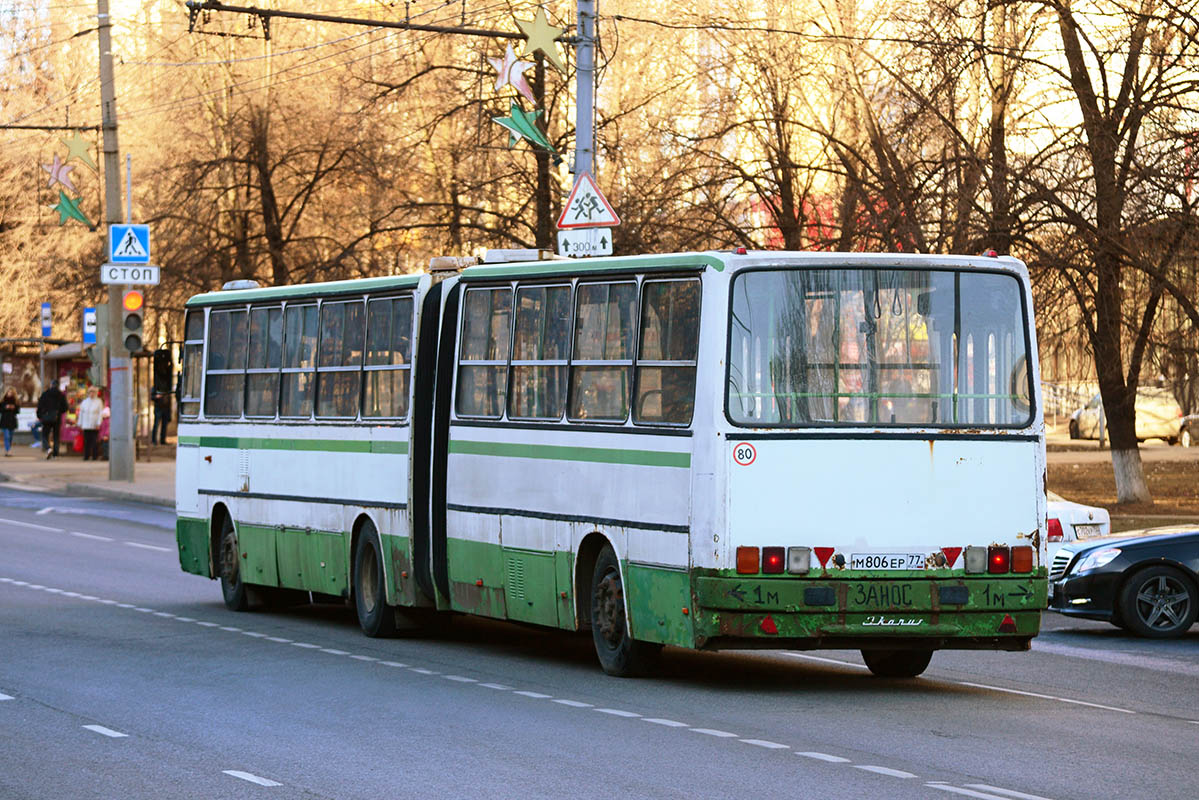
[[556, 172, 620, 229], [109, 224, 151, 264]]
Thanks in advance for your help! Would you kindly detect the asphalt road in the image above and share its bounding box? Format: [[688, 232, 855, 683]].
[[2, 487, 1196, 800]]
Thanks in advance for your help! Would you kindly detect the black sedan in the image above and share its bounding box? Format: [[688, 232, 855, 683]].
[[1049, 527, 1199, 638]]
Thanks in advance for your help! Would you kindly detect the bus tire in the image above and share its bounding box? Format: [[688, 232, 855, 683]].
[[861, 648, 933, 678], [218, 515, 251, 612], [354, 522, 397, 638], [590, 545, 661, 677]]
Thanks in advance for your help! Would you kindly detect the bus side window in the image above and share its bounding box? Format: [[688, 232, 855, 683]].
[[245, 306, 282, 418], [569, 281, 636, 422], [509, 284, 570, 420], [180, 309, 204, 418], [281, 304, 318, 418], [316, 300, 365, 418], [634, 278, 699, 425], [204, 308, 248, 417], [363, 296, 414, 419], [456, 287, 512, 418]]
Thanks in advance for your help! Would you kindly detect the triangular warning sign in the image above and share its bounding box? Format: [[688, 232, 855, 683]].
[[115, 229, 148, 258], [556, 172, 620, 229]]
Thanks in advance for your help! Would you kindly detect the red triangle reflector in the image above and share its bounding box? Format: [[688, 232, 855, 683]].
[[998, 614, 1017, 633], [814, 547, 834, 568], [941, 547, 962, 568], [760, 615, 778, 635]]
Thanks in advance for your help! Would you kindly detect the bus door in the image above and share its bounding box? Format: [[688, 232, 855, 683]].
[[428, 281, 461, 605], [409, 281, 443, 603]]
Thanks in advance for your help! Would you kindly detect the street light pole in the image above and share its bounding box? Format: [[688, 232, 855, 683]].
[[98, 0, 133, 481], [574, 0, 596, 178]]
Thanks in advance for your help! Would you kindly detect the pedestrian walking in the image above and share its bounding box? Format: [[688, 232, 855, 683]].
[[151, 386, 172, 445], [0, 388, 19, 456], [77, 386, 108, 461], [36, 382, 68, 459]]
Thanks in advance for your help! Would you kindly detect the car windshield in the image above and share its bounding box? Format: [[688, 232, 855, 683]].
[[727, 267, 1032, 427]]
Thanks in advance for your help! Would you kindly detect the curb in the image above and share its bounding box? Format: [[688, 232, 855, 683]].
[[64, 482, 175, 509]]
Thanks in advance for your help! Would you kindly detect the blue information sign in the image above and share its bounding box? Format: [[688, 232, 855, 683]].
[[82, 307, 97, 344], [40, 302, 51, 337], [109, 224, 151, 264]]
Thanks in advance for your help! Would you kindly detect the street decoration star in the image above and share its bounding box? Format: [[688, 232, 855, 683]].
[[42, 154, 78, 194], [515, 8, 567, 74], [61, 131, 98, 172], [50, 190, 93, 228], [489, 44, 536, 103], [491, 100, 560, 163]]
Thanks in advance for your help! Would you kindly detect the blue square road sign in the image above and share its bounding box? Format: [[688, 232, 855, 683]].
[[109, 224, 151, 264]]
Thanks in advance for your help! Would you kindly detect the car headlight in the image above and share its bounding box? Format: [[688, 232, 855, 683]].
[[1073, 548, 1121, 573]]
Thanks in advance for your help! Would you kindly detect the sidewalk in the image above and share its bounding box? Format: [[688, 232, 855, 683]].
[[0, 440, 175, 508]]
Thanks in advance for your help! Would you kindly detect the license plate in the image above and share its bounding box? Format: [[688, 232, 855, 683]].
[[850, 553, 925, 570], [1073, 524, 1103, 540]]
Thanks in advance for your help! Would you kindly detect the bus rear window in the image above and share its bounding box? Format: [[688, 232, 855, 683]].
[[727, 268, 1031, 428]]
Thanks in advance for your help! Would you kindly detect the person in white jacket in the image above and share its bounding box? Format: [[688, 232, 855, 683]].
[[77, 387, 109, 462]]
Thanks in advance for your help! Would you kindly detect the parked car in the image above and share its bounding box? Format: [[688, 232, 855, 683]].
[[1180, 414, 1196, 448], [1049, 527, 1199, 638], [1046, 491, 1110, 563], [1068, 387, 1183, 443]]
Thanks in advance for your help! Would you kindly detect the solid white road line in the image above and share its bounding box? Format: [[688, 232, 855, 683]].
[[796, 752, 851, 763], [854, 765, 916, 778], [82, 724, 128, 738], [123, 542, 171, 552], [223, 770, 281, 787], [958, 681, 1135, 714], [70, 531, 113, 542], [963, 784, 1054, 800], [783, 652, 871, 670], [0, 518, 63, 532]]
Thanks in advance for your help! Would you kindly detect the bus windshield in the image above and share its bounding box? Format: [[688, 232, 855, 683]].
[[728, 267, 1032, 428]]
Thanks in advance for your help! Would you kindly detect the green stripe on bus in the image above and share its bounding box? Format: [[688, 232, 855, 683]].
[[186, 436, 408, 454], [449, 439, 690, 468]]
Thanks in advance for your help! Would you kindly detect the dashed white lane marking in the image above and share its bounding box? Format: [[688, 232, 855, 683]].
[[381, 661, 408, 668], [0, 518, 63, 532], [290, 642, 319, 649], [409, 668, 437, 675], [175, 617, 196, 623], [783, 652, 870, 670], [513, 690, 550, 699], [958, 681, 1135, 714], [70, 531, 113, 542], [82, 724, 128, 738], [797, 752, 851, 763], [223, 770, 281, 787], [929, 785, 1030, 800], [265, 636, 291, 643], [241, 631, 267, 638], [964, 784, 1054, 800], [643, 718, 689, 727], [741, 739, 789, 750], [692, 728, 738, 738], [442, 675, 475, 683], [0, 692, 13, 701], [219, 626, 241, 632], [124, 542, 172, 552], [194, 621, 219, 627], [552, 699, 592, 708], [478, 682, 511, 690], [350, 655, 377, 662], [855, 765, 916, 778], [320, 648, 349, 655], [595, 708, 640, 718]]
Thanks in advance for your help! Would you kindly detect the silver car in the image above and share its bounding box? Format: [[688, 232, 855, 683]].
[[1068, 387, 1183, 444]]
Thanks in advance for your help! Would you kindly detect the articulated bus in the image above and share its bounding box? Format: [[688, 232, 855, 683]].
[[175, 250, 1046, 678]]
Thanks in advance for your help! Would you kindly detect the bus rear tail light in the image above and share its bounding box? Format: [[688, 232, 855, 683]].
[[1011, 546, 1033, 573], [964, 546, 987, 573], [1047, 518, 1063, 542], [988, 546, 1010, 574], [787, 546, 811, 574], [762, 547, 784, 574], [736, 546, 759, 574]]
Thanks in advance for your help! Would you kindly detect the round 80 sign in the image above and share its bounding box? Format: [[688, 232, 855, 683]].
[[732, 442, 756, 466]]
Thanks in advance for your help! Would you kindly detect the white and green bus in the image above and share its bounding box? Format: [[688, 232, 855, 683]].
[[176, 249, 1046, 678]]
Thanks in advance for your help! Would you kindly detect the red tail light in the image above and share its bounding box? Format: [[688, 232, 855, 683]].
[[1047, 518, 1063, 542], [762, 547, 784, 574], [988, 546, 1010, 574], [736, 546, 759, 574]]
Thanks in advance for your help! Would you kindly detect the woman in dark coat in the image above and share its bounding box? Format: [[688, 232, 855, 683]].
[[0, 388, 18, 456]]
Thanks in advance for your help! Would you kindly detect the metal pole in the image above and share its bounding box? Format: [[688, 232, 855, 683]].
[[125, 154, 132, 223], [99, 0, 133, 481], [574, 0, 596, 177]]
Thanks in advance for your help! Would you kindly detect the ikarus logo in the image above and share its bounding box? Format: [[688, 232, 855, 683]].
[[862, 616, 924, 627]]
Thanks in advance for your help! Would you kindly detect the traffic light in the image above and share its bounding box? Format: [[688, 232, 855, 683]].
[[121, 289, 144, 353], [153, 348, 173, 394], [86, 344, 107, 387]]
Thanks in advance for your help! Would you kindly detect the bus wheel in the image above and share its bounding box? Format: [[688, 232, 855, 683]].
[[590, 545, 661, 677], [861, 648, 933, 678], [218, 516, 250, 612], [354, 522, 397, 638]]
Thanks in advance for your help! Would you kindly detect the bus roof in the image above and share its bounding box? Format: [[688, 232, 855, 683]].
[[184, 274, 423, 308], [459, 252, 727, 280]]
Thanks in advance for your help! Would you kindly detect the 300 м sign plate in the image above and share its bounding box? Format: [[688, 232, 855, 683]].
[[851, 553, 925, 570]]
